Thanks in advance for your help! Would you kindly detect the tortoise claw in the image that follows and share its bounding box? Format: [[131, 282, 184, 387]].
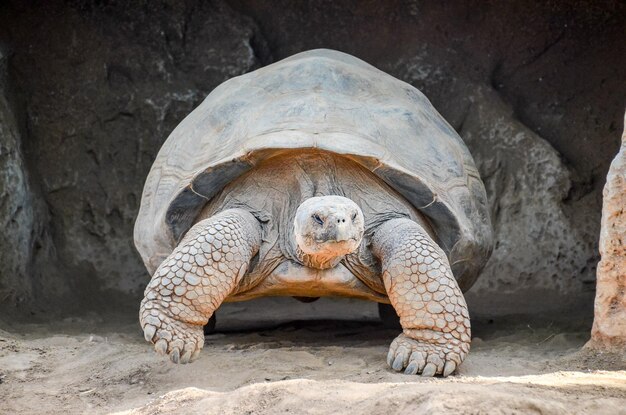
[[421, 363, 437, 377], [443, 361, 456, 377]]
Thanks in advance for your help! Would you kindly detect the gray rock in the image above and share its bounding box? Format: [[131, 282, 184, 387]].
[[460, 87, 593, 315], [1, 1, 265, 309], [0, 47, 36, 305]]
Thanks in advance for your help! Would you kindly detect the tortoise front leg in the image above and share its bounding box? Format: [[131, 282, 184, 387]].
[[140, 209, 261, 364], [372, 218, 471, 377]]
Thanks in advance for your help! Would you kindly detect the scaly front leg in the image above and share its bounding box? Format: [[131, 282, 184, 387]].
[[372, 218, 471, 377], [140, 209, 261, 363]]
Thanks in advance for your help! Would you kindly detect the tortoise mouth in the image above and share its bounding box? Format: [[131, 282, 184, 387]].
[[314, 238, 359, 244]]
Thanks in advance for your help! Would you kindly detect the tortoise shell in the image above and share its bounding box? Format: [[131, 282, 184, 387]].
[[134, 49, 493, 291]]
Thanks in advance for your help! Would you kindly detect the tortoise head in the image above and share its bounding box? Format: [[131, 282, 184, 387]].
[[293, 196, 365, 269]]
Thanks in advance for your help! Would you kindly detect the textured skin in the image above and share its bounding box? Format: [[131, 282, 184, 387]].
[[372, 218, 471, 376], [197, 151, 434, 298], [140, 209, 261, 363]]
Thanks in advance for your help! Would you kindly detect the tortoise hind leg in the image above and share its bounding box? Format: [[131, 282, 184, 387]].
[[372, 218, 471, 377], [140, 208, 261, 363]]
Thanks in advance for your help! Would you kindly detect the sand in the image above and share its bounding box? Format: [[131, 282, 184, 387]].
[[1, 298, 625, 414]]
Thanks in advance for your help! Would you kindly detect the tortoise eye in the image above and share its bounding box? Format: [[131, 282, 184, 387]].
[[312, 214, 324, 225]]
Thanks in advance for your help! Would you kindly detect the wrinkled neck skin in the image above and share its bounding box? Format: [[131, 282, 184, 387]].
[[295, 245, 346, 270]]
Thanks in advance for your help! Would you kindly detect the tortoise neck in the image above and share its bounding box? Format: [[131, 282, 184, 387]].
[[295, 245, 344, 270]]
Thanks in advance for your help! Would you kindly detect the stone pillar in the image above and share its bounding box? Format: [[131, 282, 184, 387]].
[[587, 113, 626, 351]]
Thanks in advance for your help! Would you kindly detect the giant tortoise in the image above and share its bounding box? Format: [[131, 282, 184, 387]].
[[135, 49, 493, 377]]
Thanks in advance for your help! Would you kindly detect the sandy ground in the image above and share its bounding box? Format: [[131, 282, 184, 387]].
[[1, 298, 625, 414]]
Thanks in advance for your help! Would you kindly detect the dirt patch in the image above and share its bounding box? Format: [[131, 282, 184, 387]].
[[1, 298, 624, 414]]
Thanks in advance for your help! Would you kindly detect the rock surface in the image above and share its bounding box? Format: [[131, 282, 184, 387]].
[[458, 87, 591, 315], [0, 46, 47, 306], [0, 1, 267, 312], [588, 114, 626, 350], [0, 1, 624, 317]]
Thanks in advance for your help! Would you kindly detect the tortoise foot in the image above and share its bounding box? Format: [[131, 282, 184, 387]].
[[387, 332, 466, 377], [141, 305, 205, 364]]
